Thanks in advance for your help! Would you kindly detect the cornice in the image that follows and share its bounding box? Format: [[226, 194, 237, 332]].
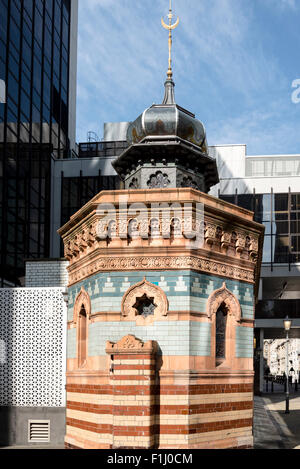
[[67, 252, 255, 287]]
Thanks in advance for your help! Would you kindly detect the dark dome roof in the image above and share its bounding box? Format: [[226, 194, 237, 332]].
[[126, 79, 208, 154]]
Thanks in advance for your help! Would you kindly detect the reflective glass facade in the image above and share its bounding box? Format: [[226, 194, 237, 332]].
[[220, 192, 300, 266], [78, 141, 128, 159], [60, 174, 119, 256], [61, 174, 119, 227], [0, 0, 74, 286]]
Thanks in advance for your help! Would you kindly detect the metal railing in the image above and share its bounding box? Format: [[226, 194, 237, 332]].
[[78, 141, 128, 158], [264, 374, 299, 393]]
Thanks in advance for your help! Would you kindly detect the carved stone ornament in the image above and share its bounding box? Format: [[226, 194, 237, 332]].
[[68, 255, 255, 287], [107, 219, 118, 238], [129, 177, 139, 189], [149, 218, 161, 237], [170, 217, 183, 238], [78, 231, 87, 251], [206, 282, 242, 322], [249, 237, 259, 262], [205, 223, 217, 244], [64, 241, 73, 260], [128, 218, 140, 239], [121, 279, 168, 324], [96, 219, 108, 240], [73, 286, 91, 324], [147, 171, 170, 189], [133, 294, 157, 318], [179, 176, 199, 190], [236, 232, 246, 250], [106, 334, 157, 355]]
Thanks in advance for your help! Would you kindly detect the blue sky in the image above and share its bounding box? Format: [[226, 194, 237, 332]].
[[77, 0, 300, 156]]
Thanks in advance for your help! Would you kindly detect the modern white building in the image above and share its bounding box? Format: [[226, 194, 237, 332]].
[[208, 145, 300, 393], [264, 339, 300, 381]]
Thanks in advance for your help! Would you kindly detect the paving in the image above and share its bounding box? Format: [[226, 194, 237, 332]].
[[254, 391, 300, 449]]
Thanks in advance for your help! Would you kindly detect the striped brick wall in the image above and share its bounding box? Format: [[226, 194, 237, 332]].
[[107, 336, 157, 449], [65, 336, 158, 449], [157, 383, 253, 449], [65, 379, 254, 449], [65, 335, 254, 450], [65, 383, 112, 449]]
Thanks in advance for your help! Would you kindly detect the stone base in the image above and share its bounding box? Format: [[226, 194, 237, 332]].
[[65, 358, 254, 450]]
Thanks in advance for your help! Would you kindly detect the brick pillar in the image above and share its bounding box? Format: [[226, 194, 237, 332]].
[[106, 335, 158, 449]]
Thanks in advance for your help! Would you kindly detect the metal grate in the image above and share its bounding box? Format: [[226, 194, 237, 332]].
[[28, 420, 50, 443]]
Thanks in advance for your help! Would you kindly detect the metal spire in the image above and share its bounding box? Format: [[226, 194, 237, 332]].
[[161, 0, 179, 104], [161, 0, 179, 80]]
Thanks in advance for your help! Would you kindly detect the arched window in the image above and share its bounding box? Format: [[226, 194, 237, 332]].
[[78, 305, 87, 368], [216, 306, 227, 366], [206, 283, 242, 369], [73, 287, 91, 369]]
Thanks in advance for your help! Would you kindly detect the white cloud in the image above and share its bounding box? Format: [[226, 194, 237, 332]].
[[209, 97, 300, 155], [76, 0, 300, 154]]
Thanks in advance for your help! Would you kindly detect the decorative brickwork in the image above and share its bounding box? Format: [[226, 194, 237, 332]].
[[58, 189, 263, 296], [206, 282, 241, 321], [60, 188, 264, 449], [207, 283, 244, 368], [106, 335, 158, 449], [65, 378, 254, 449], [121, 279, 168, 325], [73, 287, 91, 324]]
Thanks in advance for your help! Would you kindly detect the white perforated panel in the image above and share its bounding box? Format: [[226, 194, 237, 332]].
[[0, 288, 66, 407]]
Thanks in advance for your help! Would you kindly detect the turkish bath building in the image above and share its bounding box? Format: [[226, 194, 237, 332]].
[[59, 71, 264, 449]]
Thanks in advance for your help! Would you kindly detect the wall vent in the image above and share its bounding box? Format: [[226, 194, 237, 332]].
[[28, 420, 50, 443]]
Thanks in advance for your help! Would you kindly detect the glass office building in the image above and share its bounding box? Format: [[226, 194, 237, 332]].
[[220, 192, 300, 266], [60, 173, 119, 227], [208, 145, 300, 394], [0, 0, 78, 286]]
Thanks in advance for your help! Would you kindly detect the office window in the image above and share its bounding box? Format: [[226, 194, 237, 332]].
[[220, 191, 300, 265]]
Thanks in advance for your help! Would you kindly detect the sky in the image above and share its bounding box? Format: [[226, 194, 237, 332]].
[[76, 0, 300, 156]]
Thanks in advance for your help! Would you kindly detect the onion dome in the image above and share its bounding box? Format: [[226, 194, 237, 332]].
[[126, 79, 208, 155]]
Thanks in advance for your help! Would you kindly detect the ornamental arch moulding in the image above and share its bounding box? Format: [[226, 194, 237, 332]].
[[121, 278, 169, 325], [207, 283, 242, 369], [206, 282, 241, 323], [73, 286, 91, 324]]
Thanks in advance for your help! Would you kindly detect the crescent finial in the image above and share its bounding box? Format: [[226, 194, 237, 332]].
[[161, 1, 179, 80]]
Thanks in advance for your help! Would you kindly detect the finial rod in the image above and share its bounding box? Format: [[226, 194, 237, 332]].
[[161, 0, 179, 80]]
